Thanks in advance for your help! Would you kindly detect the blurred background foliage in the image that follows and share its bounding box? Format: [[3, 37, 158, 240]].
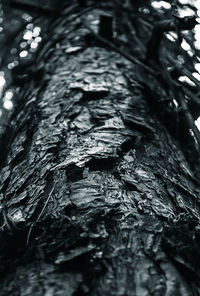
[[0, 0, 200, 139]]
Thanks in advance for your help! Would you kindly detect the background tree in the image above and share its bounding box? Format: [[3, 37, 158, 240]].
[[0, 0, 200, 295]]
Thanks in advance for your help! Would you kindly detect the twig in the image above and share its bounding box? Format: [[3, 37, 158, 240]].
[[177, 65, 200, 89], [160, 58, 200, 148], [178, 93, 200, 147], [83, 20, 156, 75], [26, 183, 55, 246], [167, 55, 200, 89], [167, 73, 200, 109], [181, 85, 200, 108]]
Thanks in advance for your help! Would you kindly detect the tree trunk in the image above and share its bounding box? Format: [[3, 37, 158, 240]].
[[1, 5, 200, 296]]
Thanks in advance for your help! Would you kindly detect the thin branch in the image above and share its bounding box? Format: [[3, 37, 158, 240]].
[[177, 65, 200, 89], [83, 20, 156, 75], [178, 93, 200, 147], [26, 182, 55, 246], [166, 55, 200, 89], [181, 85, 200, 108], [160, 58, 200, 148]]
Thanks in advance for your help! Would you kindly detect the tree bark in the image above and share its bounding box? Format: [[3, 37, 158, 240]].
[[0, 6, 200, 296]]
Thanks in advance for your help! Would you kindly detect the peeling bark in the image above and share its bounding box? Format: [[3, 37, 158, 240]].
[[0, 7, 200, 296]]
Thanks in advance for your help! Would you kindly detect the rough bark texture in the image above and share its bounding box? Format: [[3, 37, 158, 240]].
[[0, 6, 200, 296]]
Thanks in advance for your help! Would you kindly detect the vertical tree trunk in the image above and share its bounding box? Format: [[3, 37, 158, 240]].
[[0, 5, 200, 296]]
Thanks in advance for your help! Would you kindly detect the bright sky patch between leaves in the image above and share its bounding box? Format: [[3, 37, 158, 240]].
[[0, 17, 42, 112]]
